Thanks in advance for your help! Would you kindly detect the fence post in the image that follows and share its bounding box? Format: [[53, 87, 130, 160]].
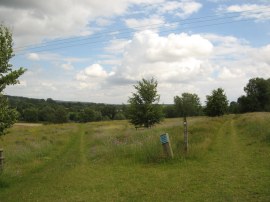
[[183, 116, 188, 153], [160, 133, 174, 158], [0, 149, 4, 172]]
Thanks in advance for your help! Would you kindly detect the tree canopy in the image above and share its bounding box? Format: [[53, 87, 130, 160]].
[[205, 88, 228, 117], [127, 78, 163, 128], [174, 93, 202, 117], [0, 25, 26, 135], [238, 78, 270, 112]]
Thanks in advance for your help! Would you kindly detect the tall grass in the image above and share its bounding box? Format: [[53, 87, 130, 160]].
[[82, 117, 227, 165], [0, 123, 79, 178]]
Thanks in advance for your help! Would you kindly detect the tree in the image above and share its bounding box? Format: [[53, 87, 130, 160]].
[[0, 25, 26, 135], [54, 106, 68, 123], [78, 107, 102, 123], [238, 78, 270, 112], [174, 93, 202, 117], [205, 88, 228, 117], [127, 78, 163, 128], [228, 101, 240, 114], [23, 107, 39, 122], [163, 105, 178, 118], [38, 106, 56, 123], [101, 105, 117, 120]]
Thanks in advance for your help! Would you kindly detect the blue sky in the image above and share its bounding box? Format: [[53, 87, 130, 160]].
[[1, 0, 270, 104]]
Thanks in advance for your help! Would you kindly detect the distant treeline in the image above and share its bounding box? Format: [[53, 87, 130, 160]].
[[7, 96, 127, 123], [7, 77, 270, 123]]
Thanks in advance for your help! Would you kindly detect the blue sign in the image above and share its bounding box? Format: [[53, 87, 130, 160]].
[[160, 133, 169, 144]]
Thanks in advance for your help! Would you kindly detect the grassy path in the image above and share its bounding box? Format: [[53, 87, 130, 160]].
[[200, 117, 270, 201], [0, 124, 89, 201]]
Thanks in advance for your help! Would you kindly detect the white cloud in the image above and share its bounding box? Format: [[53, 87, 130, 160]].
[[220, 4, 270, 21], [122, 30, 213, 64], [106, 30, 214, 95], [158, 1, 202, 18], [84, 64, 109, 78], [125, 15, 165, 31], [27, 53, 40, 61], [76, 64, 114, 89], [105, 39, 130, 53]]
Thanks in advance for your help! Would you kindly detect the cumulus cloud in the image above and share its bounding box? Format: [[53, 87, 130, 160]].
[[101, 30, 270, 103], [122, 30, 213, 63], [107, 30, 214, 89], [73, 30, 214, 98], [76, 64, 114, 89]]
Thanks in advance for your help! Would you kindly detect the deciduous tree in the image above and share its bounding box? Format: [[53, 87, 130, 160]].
[[127, 78, 163, 128], [238, 78, 270, 112], [0, 25, 26, 135], [174, 93, 202, 117], [205, 88, 228, 117]]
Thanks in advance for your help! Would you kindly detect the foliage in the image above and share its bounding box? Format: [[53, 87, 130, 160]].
[[228, 101, 240, 114], [101, 105, 117, 120], [238, 78, 270, 113], [127, 78, 163, 128], [54, 106, 68, 123], [205, 88, 228, 116], [174, 93, 202, 117], [163, 105, 178, 118], [78, 107, 102, 123], [38, 106, 57, 123], [23, 107, 39, 122], [7, 96, 126, 123], [0, 25, 26, 135]]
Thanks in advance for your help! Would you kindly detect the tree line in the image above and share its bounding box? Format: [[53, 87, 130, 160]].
[[7, 96, 126, 123], [164, 77, 270, 118], [6, 77, 270, 125], [127, 77, 270, 128]]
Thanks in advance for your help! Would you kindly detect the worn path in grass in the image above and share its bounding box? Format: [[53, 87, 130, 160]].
[[0, 116, 270, 201], [198, 118, 264, 201]]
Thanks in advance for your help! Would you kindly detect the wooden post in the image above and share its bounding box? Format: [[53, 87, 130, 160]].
[[0, 148, 4, 172], [160, 133, 174, 158], [183, 116, 188, 153]]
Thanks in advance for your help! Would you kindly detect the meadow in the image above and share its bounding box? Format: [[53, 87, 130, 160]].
[[0, 113, 270, 201]]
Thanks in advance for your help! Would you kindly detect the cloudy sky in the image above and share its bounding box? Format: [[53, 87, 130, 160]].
[[2, 0, 270, 104]]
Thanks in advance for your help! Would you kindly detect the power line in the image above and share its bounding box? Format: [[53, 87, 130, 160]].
[[14, 17, 260, 57], [14, 5, 270, 51], [13, 6, 270, 56]]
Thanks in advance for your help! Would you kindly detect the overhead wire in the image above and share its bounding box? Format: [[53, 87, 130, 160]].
[[14, 5, 270, 51], [13, 6, 270, 56]]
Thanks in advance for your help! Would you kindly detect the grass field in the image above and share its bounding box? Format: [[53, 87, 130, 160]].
[[0, 113, 270, 201]]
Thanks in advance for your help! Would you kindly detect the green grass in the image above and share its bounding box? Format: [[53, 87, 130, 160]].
[[0, 113, 270, 201]]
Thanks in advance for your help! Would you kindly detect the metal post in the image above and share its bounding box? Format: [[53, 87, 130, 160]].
[[160, 133, 174, 158], [183, 116, 188, 153]]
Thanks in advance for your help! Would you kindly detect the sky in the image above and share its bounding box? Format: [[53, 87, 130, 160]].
[[1, 0, 270, 104]]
